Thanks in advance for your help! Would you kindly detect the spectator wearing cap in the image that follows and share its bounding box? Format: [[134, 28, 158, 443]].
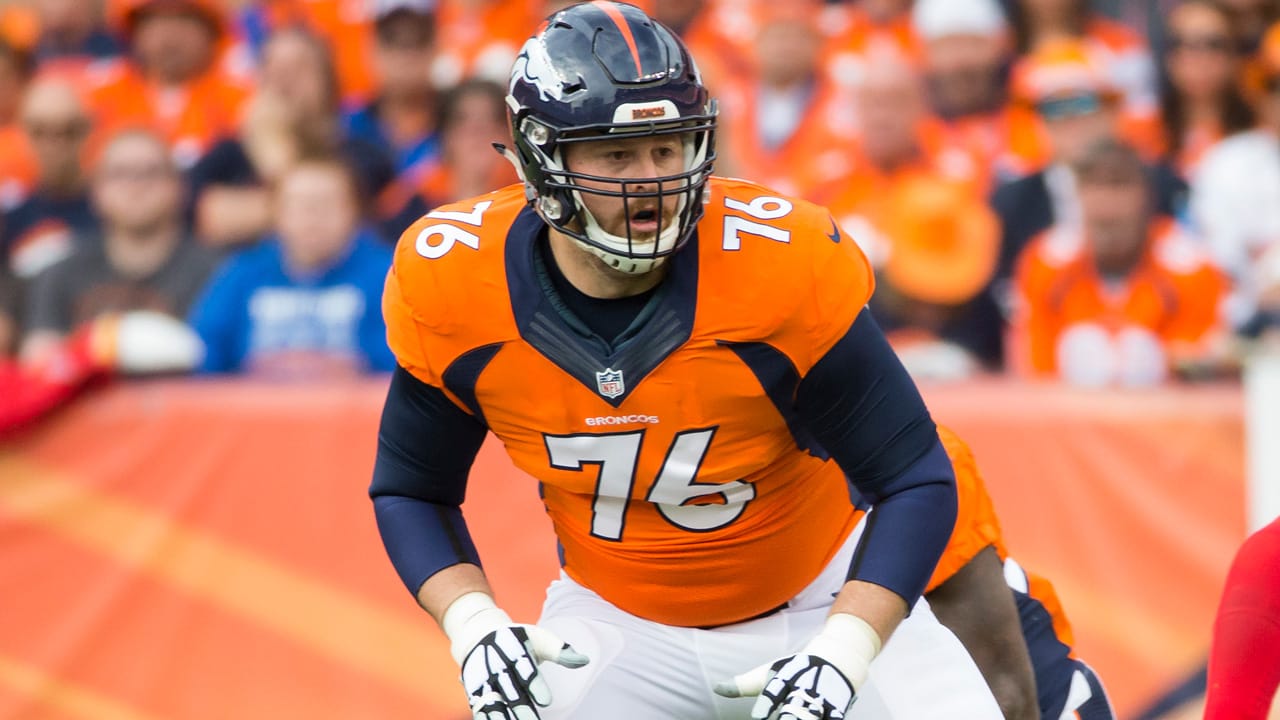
[[345, 2, 441, 196], [2, 75, 98, 283], [84, 0, 251, 170], [1010, 139, 1229, 386], [1191, 20, 1280, 338], [991, 40, 1187, 294], [188, 156, 395, 377], [188, 27, 393, 248], [431, 0, 539, 88], [32, 0, 121, 64], [20, 127, 217, 365], [912, 0, 1030, 180], [826, 53, 1004, 372], [0, 37, 37, 214], [1160, 0, 1255, 179], [714, 2, 859, 201], [1009, 0, 1158, 122]]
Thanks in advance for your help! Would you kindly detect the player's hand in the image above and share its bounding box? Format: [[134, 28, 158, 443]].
[[444, 593, 589, 720], [715, 654, 855, 720], [713, 613, 881, 720]]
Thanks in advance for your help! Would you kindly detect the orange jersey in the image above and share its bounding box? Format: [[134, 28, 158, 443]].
[[384, 178, 873, 627], [83, 59, 251, 168], [1011, 218, 1230, 377], [927, 424, 1077, 650], [714, 77, 859, 202], [824, 119, 992, 270]]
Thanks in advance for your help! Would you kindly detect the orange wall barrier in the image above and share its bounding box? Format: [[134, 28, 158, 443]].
[[0, 379, 1247, 719]]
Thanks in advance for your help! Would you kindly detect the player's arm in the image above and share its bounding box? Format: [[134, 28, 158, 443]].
[[370, 366, 587, 719], [801, 309, 957, 630], [926, 546, 1039, 720], [717, 310, 958, 717]]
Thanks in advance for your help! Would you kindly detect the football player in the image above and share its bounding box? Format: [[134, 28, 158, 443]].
[[370, 3, 1001, 718], [924, 426, 1116, 720]]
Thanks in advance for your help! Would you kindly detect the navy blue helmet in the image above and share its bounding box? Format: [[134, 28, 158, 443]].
[[501, 1, 717, 274]]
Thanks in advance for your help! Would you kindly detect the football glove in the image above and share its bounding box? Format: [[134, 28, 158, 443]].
[[714, 613, 881, 720], [443, 593, 589, 720]]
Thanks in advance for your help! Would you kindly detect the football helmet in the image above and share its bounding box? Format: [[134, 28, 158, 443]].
[[501, 1, 717, 274]]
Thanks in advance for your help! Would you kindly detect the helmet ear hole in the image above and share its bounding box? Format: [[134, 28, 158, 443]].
[[539, 195, 564, 220]]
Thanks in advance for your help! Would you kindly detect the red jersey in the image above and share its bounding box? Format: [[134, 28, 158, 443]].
[[383, 178, 874, 627]]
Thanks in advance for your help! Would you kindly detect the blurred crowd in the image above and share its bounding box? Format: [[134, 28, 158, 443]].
[[1, 0, 1280, 389]]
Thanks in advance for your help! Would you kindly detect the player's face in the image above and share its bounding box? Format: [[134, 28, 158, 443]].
[[562, 133, 687, 242]]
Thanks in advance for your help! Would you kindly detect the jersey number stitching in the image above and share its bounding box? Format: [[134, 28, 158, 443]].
[[544, 428, 756, 541], [722, 195, 793, 250], [415, 200, 493, 259]]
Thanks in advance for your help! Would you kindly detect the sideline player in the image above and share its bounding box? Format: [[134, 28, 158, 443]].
[[371, 3, 1001, 718], [924, 426, 1116, 720]]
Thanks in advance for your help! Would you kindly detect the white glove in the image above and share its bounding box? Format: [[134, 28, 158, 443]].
[[714, 614, 881, 720], [91, 311, 205, 374], [443, 593, 589, 720]]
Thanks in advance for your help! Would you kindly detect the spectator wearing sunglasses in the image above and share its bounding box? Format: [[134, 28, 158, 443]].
[[990, 40, 1186, 311], [1160, 0, 1255, 179], [1191, 21, 1280, 339], [1008, 0, 1159, 126]]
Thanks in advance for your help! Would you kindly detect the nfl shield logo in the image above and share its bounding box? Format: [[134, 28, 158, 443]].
[[596, 368, 625, 399]]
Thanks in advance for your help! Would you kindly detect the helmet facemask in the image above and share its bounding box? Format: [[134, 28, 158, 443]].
[[509, 108, 717, 275]]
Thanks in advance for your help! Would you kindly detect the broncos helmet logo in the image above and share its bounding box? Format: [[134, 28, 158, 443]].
[[510, 38, 571, 102]]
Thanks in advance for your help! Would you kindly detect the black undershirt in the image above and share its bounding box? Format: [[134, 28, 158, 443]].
[[537, 235, 656, 344]]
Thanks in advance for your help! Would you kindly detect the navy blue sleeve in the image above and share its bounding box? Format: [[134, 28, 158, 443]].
[[795, 310, 958, 607], [370, 366, 488, 595]]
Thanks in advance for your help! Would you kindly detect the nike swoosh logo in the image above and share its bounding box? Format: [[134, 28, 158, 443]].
[[826, 218, 841, 243]]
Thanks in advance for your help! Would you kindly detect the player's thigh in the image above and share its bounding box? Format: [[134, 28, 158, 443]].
[[536, 579, 714, 720], [858, 598, 1004, 720]]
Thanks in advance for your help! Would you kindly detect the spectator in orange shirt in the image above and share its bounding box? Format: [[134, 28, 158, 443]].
[[188, 27, 393, 248], [912, 0, 1028, 181], [32, 0, 121, 64], [85, 0, 251, 170], [1010, 139, 1230, 386], [3, 76, 98, 283], [826, 55, 1004, 373], [1160, 0, 1256, 180], [0, 37, 36, 214], [714, 3, 859, 201], [1010, 0, 1158, 122]]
